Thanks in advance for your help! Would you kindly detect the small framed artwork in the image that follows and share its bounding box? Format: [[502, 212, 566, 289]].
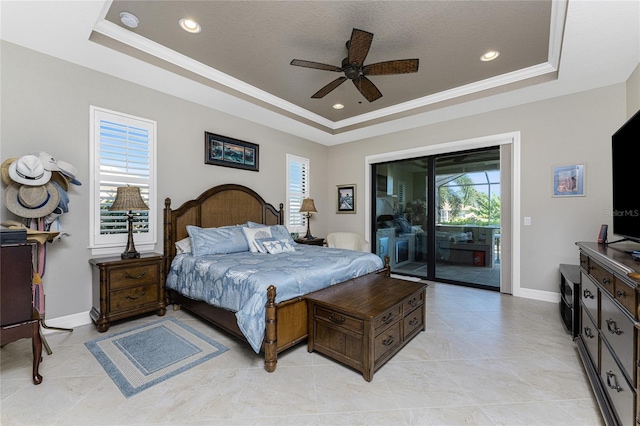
[[205, 132, 259, 172], [337, 184, 356, 214], [552, 164, 585, 197]]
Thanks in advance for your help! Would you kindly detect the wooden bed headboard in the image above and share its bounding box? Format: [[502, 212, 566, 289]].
[[163, 184, 284, 273]]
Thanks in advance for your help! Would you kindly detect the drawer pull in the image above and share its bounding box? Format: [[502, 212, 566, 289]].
[[602, 277, 611, 285], [616, 290, 627, 298], [382, 336, 394, 346], [409, 317, 419, 327], [382, 313, 395, 324], [329, 313, 345, 324], [583, 289, 595, 299], [583, 327, 594, 338], [605, 318, 622, 335], [125, 291, 146, 300], [606, 371, 623, 392], [125, 271, 146, 280], [408, 298, 419, 307]]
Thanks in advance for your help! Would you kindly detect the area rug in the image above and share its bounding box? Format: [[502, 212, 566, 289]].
[[85, 318, 228, 398]]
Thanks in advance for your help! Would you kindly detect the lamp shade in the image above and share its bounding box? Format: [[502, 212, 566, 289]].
[[299, 198, 317, 214], [109, 186, 149, 211]]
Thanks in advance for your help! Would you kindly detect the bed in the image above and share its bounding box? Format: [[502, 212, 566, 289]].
[[163, 184, 388, 372]]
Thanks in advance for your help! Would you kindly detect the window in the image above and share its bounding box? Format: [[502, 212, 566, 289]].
[[89, 106, 156, 254], [286, 154, 310, 231]]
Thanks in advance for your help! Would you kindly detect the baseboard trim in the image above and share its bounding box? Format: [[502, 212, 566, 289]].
[[41, 311, 92, 334], [514, 287, 561, 303]]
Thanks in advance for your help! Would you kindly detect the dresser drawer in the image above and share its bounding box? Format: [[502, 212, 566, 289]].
[[581, 272, 599, 326], [110, 284, 159, 312], [403, 306, 424, 339], [581, 306, 599, 369], [600, 342, 636, 426], [314, 306, 363, 335], [601, 295, 635, 384], [613, 277, 637, 319], [373, 305, 402, 332], [374, 322, 401, 363], [589, 261, 614, 296], [109, 263, 160, 289]]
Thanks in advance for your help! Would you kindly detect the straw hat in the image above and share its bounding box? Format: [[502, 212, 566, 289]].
[[51, 170, 69, 191], [8, 155, 51, 186], [4, 182, 60, 218], [1, 221, 59, 244], [1, 157, 17, 186]]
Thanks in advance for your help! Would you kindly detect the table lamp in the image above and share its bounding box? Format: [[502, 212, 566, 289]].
[[109, 186, 149, 259], [299, 198, 317, 240]]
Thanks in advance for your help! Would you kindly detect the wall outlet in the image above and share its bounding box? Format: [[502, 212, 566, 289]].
[[524, 217, 531, 226]]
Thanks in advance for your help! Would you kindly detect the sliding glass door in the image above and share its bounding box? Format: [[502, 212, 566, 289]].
[[372, 147, 500, 290]]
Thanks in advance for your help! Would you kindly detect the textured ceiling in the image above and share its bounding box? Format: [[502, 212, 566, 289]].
[[96, 0, 558, 133]]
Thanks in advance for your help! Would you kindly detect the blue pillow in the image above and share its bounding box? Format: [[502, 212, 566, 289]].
[[247, 222, 295, 245], [254, 236, 277, 253], [186, 225, 249, 256]]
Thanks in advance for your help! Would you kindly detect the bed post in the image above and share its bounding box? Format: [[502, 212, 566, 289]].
[[384, 255, 391, 277], [264, 285, 277, 372], [163, 198, 173, 280]]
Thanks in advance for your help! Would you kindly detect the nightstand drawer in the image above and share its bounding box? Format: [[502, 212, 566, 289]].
[[110, 284, 159, 312], [109, 264, 160, 289]]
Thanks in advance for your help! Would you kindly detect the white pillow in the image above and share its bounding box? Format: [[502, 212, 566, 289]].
[[175, 237, 192, 254], [263, 239, 296, 254], [242, 226, 272, 253]]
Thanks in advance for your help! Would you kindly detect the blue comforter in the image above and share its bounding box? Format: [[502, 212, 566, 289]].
[[166, 245, 384, 352]]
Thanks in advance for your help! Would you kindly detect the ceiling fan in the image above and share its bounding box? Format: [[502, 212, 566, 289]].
[[290, 28, 419, 102]]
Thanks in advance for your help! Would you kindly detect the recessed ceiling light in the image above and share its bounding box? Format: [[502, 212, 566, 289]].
[[333, 103, 344, 110], [119, 12, 139, 29], [480, 50, 500, 62], [179, 18, 201, 34]]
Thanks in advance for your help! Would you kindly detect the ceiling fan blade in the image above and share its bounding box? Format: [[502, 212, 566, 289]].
[[290, 59, 342, 72], [311, 76, 348, 98], [363, 59, 419, 76], [353, 76, 382, 102], [347, 28, 374, 67]]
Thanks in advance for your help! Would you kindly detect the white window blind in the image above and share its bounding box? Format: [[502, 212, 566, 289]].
[[286, 154, 310, 230], [90, 106, 156, 253]]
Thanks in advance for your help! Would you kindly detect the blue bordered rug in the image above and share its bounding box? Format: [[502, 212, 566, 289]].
[[85, 318, 228, 398]]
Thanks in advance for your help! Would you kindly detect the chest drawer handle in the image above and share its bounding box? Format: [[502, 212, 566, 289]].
[[382, 313, 395, 324], [606, 371, 623, 392], [602, 277, 611, 285], [409, 317, 419, 327], [583, 289, 594, 299], [583, 327, 594, 338], [408, 298, 419, 307], [329, 313, 345, 324], [382, 336, 394, 346], [125, 272, 146, 280], [125, 291, 146, 300], [606, 318, 622, 335], [616, 290, 627, 298]]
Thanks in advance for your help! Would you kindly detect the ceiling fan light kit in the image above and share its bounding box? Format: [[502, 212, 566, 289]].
[[290, 28, 419, 102]]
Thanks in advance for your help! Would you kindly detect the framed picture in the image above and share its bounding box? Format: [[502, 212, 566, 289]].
[[337, 184, 356, 214], [205, 132, 259, 172], [553, 164, 585, 197]]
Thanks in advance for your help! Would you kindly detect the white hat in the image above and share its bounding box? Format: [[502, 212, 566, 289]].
[[34, 151, 59, 171], [56, 159, 81, 186], [8, 155, 52, 186]]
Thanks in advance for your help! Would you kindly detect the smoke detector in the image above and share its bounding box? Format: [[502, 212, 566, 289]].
[[119, 12, 139, 29]]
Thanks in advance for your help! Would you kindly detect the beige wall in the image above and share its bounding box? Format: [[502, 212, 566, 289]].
[[0, 41, 328, 320], [326, 83, 630, 296]]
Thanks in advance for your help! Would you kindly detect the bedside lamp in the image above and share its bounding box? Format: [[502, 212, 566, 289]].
[[109, 186, 149, 259], [299, 198, 317, 240]]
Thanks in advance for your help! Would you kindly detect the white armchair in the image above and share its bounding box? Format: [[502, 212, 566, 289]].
[[326, 232, 370, 252]]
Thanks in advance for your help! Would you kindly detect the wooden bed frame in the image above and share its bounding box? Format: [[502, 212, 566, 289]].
[[163, 184, 311, 372]]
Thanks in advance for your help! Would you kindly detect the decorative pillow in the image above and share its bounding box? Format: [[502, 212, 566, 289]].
[[263, 239, 296, 254], [246, 222, 295, 245], [187, 225, 249, 256], [175, 237, 192, 254], [242, 226, 273, 253], [254, 236, 277, 253]]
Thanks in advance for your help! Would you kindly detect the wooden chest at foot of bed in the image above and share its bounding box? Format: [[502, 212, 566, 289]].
[[306, 272, 427, 381]]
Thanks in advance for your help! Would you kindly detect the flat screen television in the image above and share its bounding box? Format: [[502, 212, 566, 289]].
[[611, 109, 640, 244]]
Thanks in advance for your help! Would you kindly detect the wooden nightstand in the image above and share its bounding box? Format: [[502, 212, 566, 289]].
[[295, 237, 325, 246], [89, 253, 166, 332]]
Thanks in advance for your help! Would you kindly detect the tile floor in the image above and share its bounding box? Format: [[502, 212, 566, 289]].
[[1, 282, 603, 425]]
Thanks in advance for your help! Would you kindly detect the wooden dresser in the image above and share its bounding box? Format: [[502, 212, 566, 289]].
[[89, 253, 166, 332], [306, 271, 427, 381], [576, 242, 640, 426]]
